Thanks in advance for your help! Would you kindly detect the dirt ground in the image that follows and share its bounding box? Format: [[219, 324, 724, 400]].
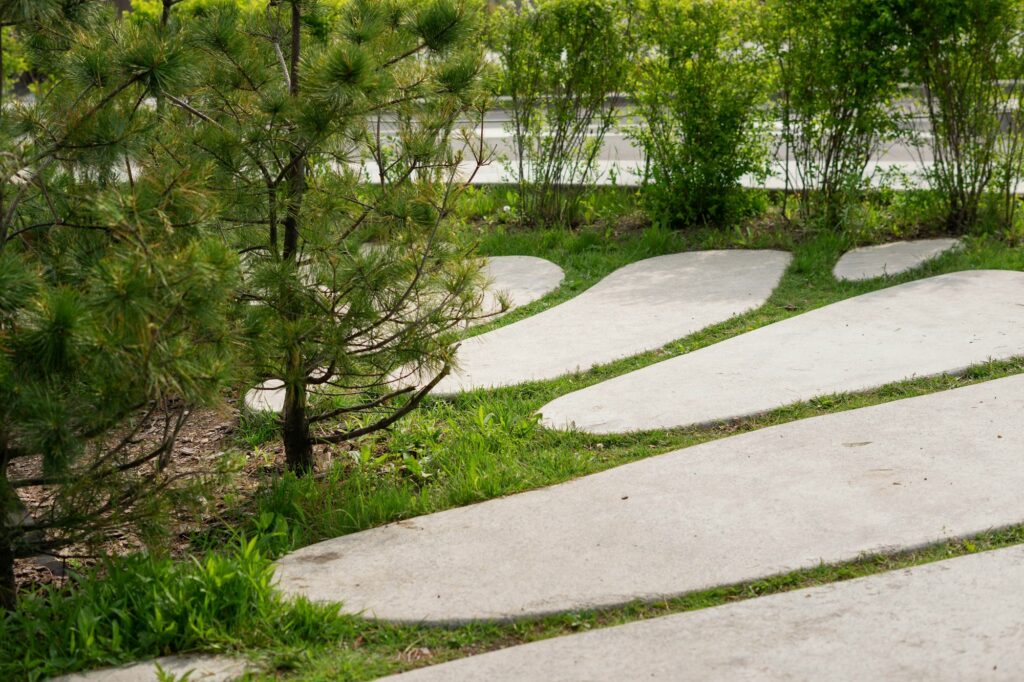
[[13, 400, 286, 594]]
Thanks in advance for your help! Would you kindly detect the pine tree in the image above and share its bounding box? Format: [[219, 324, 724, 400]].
[[0, 1, 237, 608], [0, 0, 486, 607], [156, 0, 487, 472]]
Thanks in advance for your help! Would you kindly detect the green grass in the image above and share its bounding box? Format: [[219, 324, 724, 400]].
[[246, 357, 1024, 556], [0, 538, 348, 681], [14, 212, 1024, 681]]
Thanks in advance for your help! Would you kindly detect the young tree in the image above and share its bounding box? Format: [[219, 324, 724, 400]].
[[0, 1, 237, 608], [764, 0, 905, 227], [995, 11, 1024, 230], [156, 0, 487, 472], [494, 0, 629, 226], [898, 0, 1021, 232]]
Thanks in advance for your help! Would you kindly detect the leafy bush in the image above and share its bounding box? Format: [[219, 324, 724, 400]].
[[494, 0, 629, 226], [898, 0, 1024, 232], [128, 0, 348, 23], [0, 538, 350, 681], [628, 0, 769, 227], [764, 0, 906, 227], [996, 49, 1024, 233]]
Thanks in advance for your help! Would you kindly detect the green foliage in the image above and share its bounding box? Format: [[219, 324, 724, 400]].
[[0, 537, 350, 681], [0, 26, 29, 93], [414, 0, 474, 52], [764, 0, 906, 228], [0, 0, 92, 97], [128, 0, 348, 22], [0, 0, 242, 608], [995, 41, 1024, 235], [493, 0, 629, 226], [628, 0, 769, 227], [897, 0, 1024, 232], [134, 0, 489, 471]]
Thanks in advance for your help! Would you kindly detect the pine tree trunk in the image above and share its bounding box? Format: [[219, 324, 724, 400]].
[[0, 452, 16, 609], [0, 536, 13, 611], [282, 374, 313, 473], [1, 24, 5, 113], [281, 0, 313, 474]]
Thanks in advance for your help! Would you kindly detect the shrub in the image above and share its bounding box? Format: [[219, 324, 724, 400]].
[[996, 27, 1024, 232], [898, 0, 1023, 232], [764, 0, 906, 228], [128, 0, 348, 24], [493, 0, 630, 226], [628, 0, 769, 227]]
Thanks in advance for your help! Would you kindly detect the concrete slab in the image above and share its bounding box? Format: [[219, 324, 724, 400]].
[[432, 250, 791, 393], [833, 238, 961, 281], [49, 655, 251, 682], [477, 256, 564, 319], [541, 269, 1024, 434], [273, 374, 1024, 623], [244, 378, 285, 414], [383, 545, 1024, 681], [243, 257, 563, 412]]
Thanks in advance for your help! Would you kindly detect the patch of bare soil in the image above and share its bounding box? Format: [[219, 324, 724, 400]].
[[13, 399, 285, 595]]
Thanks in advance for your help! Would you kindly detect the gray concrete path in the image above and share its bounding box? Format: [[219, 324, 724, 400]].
[[50, 655, 251, 682], [477, 255, 564, 319], [541, 269, 1024, 434], [431, 250, 791, 394], [244, 378, 286, 413], [833, 238, 961, 281], [383, 545, 1024, 682], [273, 374, 1024, 623]]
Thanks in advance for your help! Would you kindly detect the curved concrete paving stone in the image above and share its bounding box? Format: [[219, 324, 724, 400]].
[[431, 250, 792, 394], [833, 238, 961, 281], [242, 256, 563, 413], [383, 545, 1024, 682], [273, 374, 1024, 623], [245, 378, 286, 413], [49, 655, 251, 682], [477, 255, 565, 319], [541, 269, 1024, 434]]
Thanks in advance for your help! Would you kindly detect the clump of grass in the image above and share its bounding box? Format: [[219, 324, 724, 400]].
[[0, 537, 352, 681], [236, 407, 282, 449]]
